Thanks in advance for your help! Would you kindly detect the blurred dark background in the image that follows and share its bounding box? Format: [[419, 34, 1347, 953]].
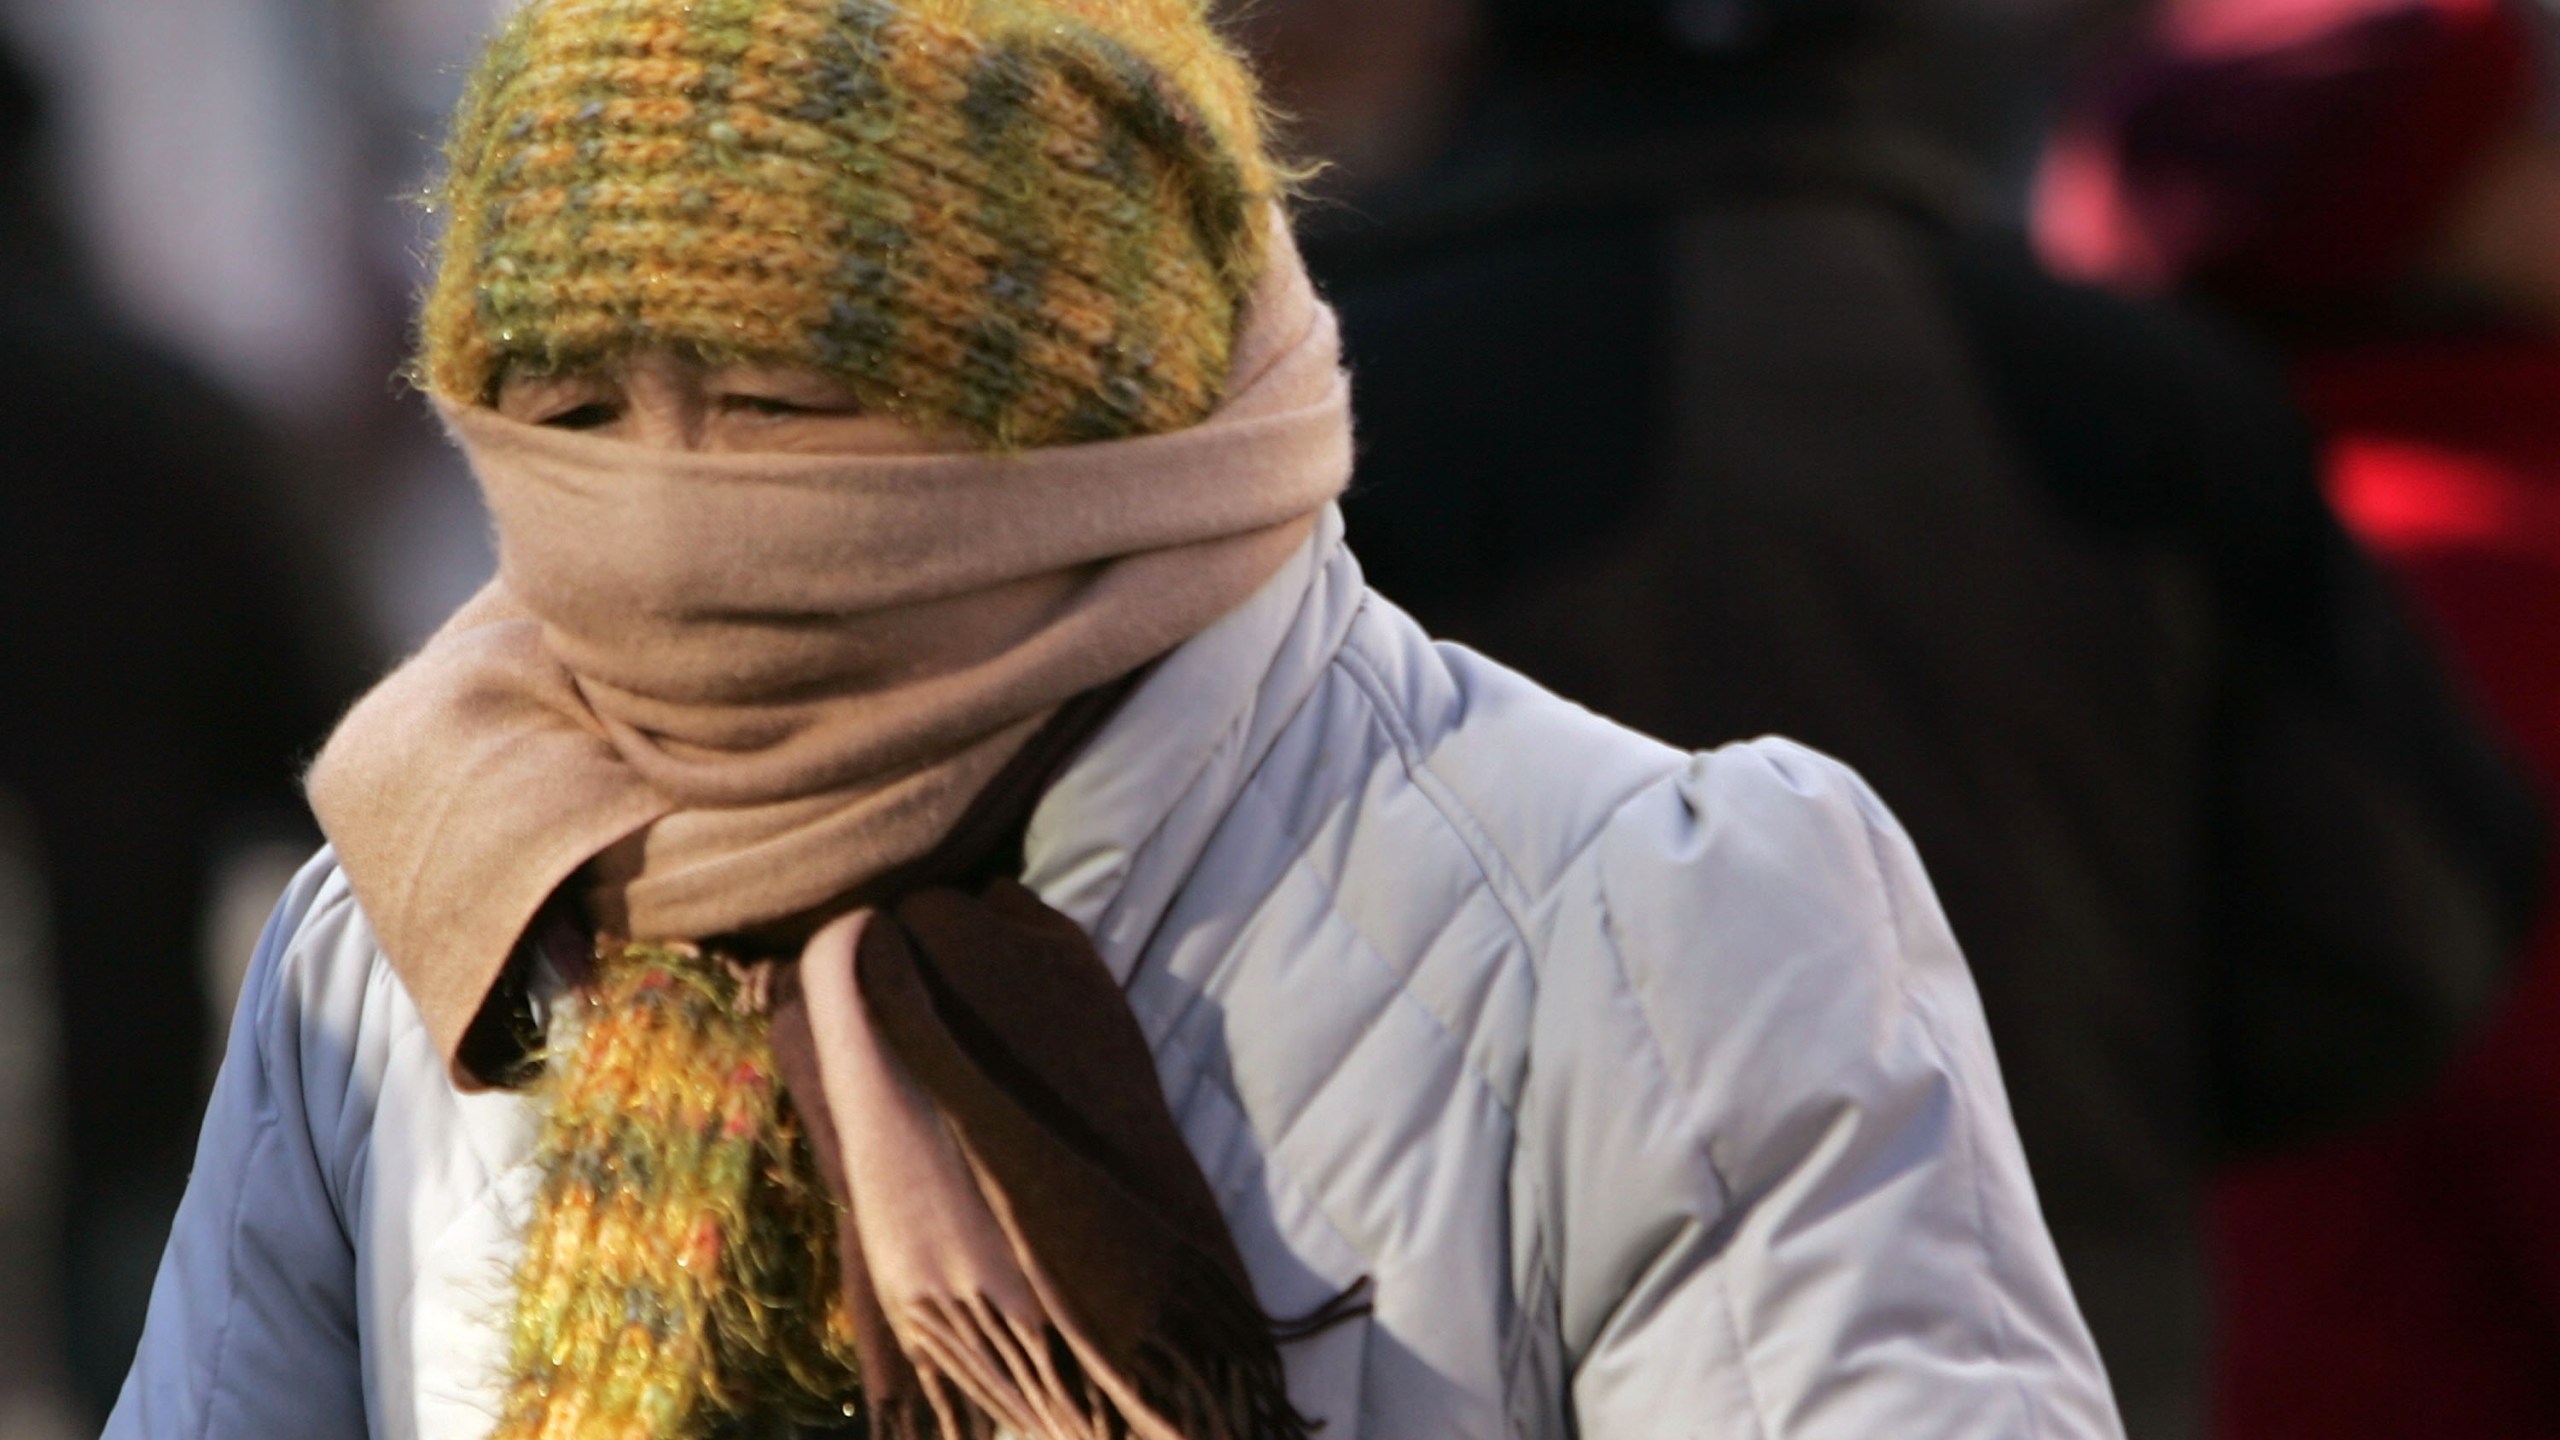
[[4, 2, 2558, 1437]]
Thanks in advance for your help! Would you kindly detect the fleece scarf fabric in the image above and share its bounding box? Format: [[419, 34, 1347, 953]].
[[307, 227, 1350, 1077]]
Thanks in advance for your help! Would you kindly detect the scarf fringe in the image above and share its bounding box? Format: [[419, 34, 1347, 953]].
[[869, 1257, 1368, 1440], [1118, 1246, 1335, 1440]]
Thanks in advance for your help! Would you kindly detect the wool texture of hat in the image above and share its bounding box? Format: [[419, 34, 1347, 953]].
[[423, 0, 1283, 448]]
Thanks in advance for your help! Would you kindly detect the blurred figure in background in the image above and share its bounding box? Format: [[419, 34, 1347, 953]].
[[0, 0, 522, 658], [0, 35, 354, 1426], [2042, 1, 2560, 1431], [1252, 1, 2547, 1434]]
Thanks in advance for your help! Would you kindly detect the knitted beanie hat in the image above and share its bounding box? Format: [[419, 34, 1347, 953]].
[[423, 0, 1281, 447]]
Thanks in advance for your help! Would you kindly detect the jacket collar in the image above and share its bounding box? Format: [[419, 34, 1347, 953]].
[[1021, 506, 1363, 985]]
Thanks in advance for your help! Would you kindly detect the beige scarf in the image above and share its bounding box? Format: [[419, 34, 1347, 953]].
[[307, 234, 1353, 1077], [314, 233, 1355, 1440]]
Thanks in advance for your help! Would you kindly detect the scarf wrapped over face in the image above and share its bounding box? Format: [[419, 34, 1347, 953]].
[[306, 236, 1354, 1440]]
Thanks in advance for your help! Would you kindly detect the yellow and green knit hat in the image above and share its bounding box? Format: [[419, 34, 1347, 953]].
[[423, 0, 1282, 447]]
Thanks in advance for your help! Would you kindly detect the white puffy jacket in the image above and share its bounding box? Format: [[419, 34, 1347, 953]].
[[108, 514, 2123, 1440]]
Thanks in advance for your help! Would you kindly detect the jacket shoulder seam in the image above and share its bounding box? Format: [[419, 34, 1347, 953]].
[[1587, 857, 1715, 1184], [1325, 637, 1558, 955]]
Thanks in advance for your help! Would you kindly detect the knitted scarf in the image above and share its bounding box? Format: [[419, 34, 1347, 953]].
[[307, 233, 1354, 1440]]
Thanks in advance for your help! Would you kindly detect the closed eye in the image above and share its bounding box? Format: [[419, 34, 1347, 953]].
[[540, 401, 623, 430], [719, 393, 851, 417]]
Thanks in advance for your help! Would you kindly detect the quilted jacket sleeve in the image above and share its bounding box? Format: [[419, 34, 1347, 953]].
[[104, 852, 375, 1440], [1533, 739, 2122, 1438]]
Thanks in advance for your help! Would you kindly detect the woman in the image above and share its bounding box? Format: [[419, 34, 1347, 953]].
[[108, 1, 2117, 1437]]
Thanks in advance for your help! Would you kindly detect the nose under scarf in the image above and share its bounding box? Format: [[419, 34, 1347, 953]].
[[306, 228, 1354, 1439]]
